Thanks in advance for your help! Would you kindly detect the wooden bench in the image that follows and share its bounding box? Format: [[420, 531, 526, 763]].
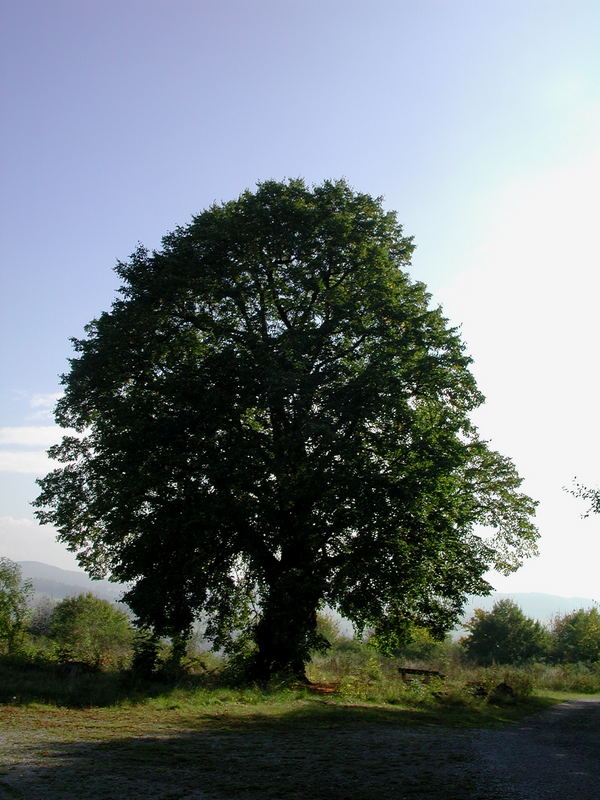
[[398, 667, 445, 684]]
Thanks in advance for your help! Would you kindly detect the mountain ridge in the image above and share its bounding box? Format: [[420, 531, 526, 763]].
[[18, 560, 126, 603], [18, 561, 597, 625]]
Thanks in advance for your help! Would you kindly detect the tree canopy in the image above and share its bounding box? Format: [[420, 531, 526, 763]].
[[0, 557, 32, 655], [461, 599, 549, 665], [34, 179, 538, 680], [550, 607, 600, 663]]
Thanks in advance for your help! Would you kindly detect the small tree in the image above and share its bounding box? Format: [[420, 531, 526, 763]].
[[50, 593, 134, 668], [550, 607, 600, 663], [131, 628, 163, 678], [0, 558, 32, 654], [462, 599, 549, 665]]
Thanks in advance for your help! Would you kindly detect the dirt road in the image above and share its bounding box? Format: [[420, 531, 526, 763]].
[[471, 697, 600, 799], [1, 698, 598, 799]]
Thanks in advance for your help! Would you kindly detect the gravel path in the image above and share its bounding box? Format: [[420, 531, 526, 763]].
[[470, 697, 600, 799], [0, 698, 598, 799]]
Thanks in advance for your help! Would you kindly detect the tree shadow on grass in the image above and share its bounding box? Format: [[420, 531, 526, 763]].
[[0, 657, 203, 708], [1, 704, 485, 800], [4, 700, 599, 800]]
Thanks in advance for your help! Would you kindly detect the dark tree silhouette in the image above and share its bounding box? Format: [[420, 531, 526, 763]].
[[34, 179, 538, 680]]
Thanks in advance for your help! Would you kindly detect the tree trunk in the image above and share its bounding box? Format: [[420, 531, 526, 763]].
[[251, 569, 320, 683]]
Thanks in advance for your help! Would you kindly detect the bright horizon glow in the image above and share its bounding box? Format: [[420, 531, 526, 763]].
[[433, 142, 600, 601]]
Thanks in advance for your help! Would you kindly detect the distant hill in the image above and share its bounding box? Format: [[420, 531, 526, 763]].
[[18, 561, 127, 604], [18, 562, 597, 632]]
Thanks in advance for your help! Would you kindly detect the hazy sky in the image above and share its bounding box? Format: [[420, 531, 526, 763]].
[[1, 0, 599, 600]]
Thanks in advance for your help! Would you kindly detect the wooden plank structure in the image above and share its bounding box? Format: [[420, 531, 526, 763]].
[[398, 667, 445, 683]]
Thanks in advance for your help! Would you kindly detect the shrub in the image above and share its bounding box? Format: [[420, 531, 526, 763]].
[[550, 608, 600, 664], [391, 625, 458, 669], [314, 612, 343, 651], [28, 596, 57, 638], [131, 629, 163, 678], [530, 661, 600, 693], [50, 593, 134, 668]]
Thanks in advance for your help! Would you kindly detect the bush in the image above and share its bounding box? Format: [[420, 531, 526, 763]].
[[391, 626, 459, 669], [50, 593, 134, 668], [0, 653, 126, 706], [550, 608, 600, 664], [529, 661, 600, 693], [131, 629, 163, 678], [28, 596, 57, 638], [314, 612, 343, 651]]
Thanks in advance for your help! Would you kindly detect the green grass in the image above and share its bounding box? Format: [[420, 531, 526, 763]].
[[1, 648, 598, 730], [1, 685, 574, 741], [0, 654, 586, 731]]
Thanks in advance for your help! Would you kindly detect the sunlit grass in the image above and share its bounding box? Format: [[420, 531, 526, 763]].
[[2, 659, 587, 738], [1, 647, 598, 737]]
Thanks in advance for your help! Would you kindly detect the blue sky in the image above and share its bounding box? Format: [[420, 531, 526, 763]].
[[1, 1, 599, 599]]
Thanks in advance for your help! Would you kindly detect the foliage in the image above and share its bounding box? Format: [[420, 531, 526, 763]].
[[28, 596, 58, 638], [314, 612, 343, 652], [3, 621, 597, 716], [388, 624, 457, 667], [461, 600, 549, 665], [528, 661, 600, 693], [337, 654, 386, 700], [2, 655, 566, 738], [460, 664, 534, 700], [34, 178, 538, 680], [550, 607, 600, 663], [49, 593, 134, 668], [570, 480, 600, 517], [130, 629, 163, 678], [0, 558, 32, 654]]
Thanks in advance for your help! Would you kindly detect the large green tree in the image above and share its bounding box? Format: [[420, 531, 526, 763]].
[[34, 179, 538, 680]]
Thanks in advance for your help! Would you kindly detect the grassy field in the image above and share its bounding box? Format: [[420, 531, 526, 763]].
[[0, 684, 585, 800], [3, 693, 595, 800], [1, 655, 598, 800]]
